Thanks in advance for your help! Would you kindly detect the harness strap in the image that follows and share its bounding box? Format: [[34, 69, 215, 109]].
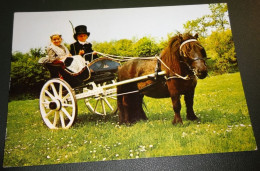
[[154, 55, 162, 80], [155, 56, 190, 80], [179, 39, 197, 51]]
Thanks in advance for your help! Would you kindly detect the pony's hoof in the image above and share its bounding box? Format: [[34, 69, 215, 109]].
[[172, 119, 183, 125], [187, 115, 198, 121]]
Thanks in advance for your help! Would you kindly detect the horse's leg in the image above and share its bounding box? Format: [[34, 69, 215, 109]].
[[120, 92, 147, 124], [118, 83, 137, 124], [117, 85, 132, 125], [135, 93, 148, 121], [117, 88, 125, 124], [184, 90, 198, 121], [171, 95, 183, 124]]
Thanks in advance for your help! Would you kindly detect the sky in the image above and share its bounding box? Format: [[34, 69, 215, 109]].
[[12, 4, 213, 53]]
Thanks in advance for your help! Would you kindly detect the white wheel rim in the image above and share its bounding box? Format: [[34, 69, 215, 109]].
[[39, 79, 77, 129]]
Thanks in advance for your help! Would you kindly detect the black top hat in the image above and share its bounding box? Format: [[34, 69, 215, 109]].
[[74, 25, 90, 40]]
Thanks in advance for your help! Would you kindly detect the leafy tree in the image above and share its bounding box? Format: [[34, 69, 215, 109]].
[[29, 48, 46, 58], [132, 37, 160, 57], [93, 41, 117, 55], [114, 39, 134, 56], [183, 3, 229, 37], [183, 16, 211, 37], [208, 3, 230, 31], [11, 51, 24, 62], [10, 50, 49, 99], [200, 29, 237, 74]]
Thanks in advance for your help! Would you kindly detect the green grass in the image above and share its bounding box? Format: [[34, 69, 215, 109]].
[[3, 72, 257, 167]]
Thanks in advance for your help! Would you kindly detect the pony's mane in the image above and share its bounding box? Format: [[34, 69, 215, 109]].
[[161, 33, 196, 75]]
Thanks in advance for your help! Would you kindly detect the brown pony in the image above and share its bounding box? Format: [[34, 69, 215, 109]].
[[117, 33, 208, 125]]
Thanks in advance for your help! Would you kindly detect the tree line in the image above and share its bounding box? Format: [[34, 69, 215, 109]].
[[9, 3, 237, 99]]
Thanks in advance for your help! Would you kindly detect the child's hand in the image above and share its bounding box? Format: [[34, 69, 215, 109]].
[[92, 51, 98, 55], [60, 56, 67, 61], [79, 50, 85, 55]]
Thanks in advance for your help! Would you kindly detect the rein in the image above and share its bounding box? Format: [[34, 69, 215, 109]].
[[96, 52, 190, 80], [155, 56, 190, 80], [96, 52, 155, 62], [94, 39, 201, 80]]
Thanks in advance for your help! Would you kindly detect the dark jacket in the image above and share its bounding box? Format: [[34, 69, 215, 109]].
[[70, 41, 98, 62]]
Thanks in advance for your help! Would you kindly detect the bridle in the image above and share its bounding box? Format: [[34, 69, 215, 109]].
[[179, 39, 206, 62], [179, 39, 207, 76]]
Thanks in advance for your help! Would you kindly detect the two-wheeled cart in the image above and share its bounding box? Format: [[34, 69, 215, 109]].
[[38, 54, 166, 129]]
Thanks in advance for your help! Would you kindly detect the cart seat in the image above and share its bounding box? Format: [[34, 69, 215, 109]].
[[38, 56, 91, 87], [88, 57, 120, 73], [88, 57, 120, 84]]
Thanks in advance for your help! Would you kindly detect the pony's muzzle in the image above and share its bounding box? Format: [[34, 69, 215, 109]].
[[196, 70, 208, 79], [193, 67, 207, 79], [191, 58, 208, 79]]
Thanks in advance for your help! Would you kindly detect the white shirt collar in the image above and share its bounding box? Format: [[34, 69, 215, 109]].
[[78, 40, 89, 45]]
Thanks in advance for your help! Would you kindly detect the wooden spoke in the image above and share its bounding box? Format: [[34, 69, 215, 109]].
[[50, 83, 59, 98], [59, 111, 65, 128], [62, 107, 73, 121], [44, 110, 55, 118], [53, 111, 59, 128]]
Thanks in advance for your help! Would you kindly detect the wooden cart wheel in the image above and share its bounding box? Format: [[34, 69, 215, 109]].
[[84, 82, 117, 116], [39, 79, 78, 129]]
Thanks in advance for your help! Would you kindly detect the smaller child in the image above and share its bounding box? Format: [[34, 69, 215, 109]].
[[47, 32, 86, 74], [70, 25, 98, 62], [47, 32, 72, 63]]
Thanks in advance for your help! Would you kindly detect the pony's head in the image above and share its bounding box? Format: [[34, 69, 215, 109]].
[[179, 33, 208, 79]]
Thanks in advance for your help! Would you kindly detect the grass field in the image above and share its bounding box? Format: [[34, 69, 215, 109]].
[[3, 72, 257, 167]]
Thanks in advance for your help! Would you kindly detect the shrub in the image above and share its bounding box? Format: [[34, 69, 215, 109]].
[[199, 29, 238, 74]]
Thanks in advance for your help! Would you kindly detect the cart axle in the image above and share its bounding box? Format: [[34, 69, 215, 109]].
[[49, 101, 61, 111]]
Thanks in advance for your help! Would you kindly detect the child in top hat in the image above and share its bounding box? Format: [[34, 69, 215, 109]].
[[70, 25, 98, 62]]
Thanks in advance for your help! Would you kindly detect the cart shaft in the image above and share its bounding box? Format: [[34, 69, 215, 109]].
[[75, 70, 166, 100]]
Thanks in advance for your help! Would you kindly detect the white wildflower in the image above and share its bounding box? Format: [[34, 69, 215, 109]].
[[139, 146, 146, 152], [182, 132, 188, 137]]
